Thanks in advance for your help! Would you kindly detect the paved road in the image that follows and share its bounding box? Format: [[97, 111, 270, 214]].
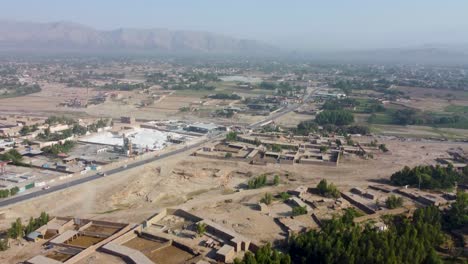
[[0, 90, 313, 208]]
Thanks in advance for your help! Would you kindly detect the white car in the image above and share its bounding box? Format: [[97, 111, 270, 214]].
[[42, 185, 50, 190]]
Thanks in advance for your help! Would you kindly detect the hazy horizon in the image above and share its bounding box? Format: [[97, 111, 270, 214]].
[[1, 0, 468, 51]]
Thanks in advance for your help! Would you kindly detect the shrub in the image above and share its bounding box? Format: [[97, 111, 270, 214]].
[[247, 174, 268, 189], [196, 222, 207, 236], [379, 144, 389, 152], [225, 132, 238, 141], [316, 179, 340, 198], [279, 192, 291, 201], [385, 195, 404, 209], [273, 175, 280, 186], [292, 206, 308, 216], [261, 193, 273, 205]]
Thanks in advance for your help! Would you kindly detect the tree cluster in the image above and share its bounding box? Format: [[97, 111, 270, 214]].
[[315, 110, 354, 126], [19, 124, 39, 136], [390, 165, 462, 189], [234, 243, 291, 264], [101, 82, 148, 91], [316, 179, 341, 198], [385, 195, 404, 209], [7, 212, 49, 239], [0, 186, 20, 199], [292, 206, 308, 216], [41, 141, 76, 155], [248, 174, 268, 189], [444, 191, 468, 229], [0, 149, 23, 165], [288, 206, 444, 264], [225, 132, 238, 141], [208, 93, 241, 100], [322, 98, 360, 111]]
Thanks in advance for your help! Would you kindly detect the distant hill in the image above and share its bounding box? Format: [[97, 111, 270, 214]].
[[299, 45, 468, 64], [0, 20, 277, 54]]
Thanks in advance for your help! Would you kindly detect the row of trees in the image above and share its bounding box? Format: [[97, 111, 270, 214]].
[[444, 191, 468, 229], [41, 141, 76, 155], [101, 82, 148, 91], [322, 98, 360, 111], [390, 164, 464, 190], [248, 175, 280, 190], [8, 212, 50, 239], [1, 84, 41, 98], [248, 175, 268, 189], [236, 206, 446, 264], [208, 93, 241, 100], [0, 187, 19, 198], [0, 149, 23, 165], [315, 110, 354, 126], [389, 109, 465, 127], [295, 120, 369, 136], [19, 124, 39, 136]]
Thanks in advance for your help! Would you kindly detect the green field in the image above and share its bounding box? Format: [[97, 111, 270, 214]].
[[367, 112, 394, 125], [174, 89, 214, 97], [444, 104, 468, 113], [213, 81, 274, 96]]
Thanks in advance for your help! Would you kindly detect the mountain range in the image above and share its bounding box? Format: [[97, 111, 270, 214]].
[[0, 20, 276, 54], [0, 20, 467, 64]]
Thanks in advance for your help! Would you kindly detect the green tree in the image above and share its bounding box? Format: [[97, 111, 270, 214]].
[[444, 191, 468, 229], [292, 206, 308, 216], [9, 187, 19, 196], [196, 222, 207, 237], [226, 132, 238, 141], [319, 146, 329, 153], [8, 218, 23, 239], [248, 175, 268, 189], [315, 110, 354, 126], [379, 144, 389, 152], [19, 125, 31, 136], [234, 243, 291, 264], [278, 192, 291, 201], [0, 238, 8, 251], [390, 165, 461, 190], [271, 144, 282, 152], [385, 195, 404, 209], [273, 175, 280, 186], [0, 149, 23, 165], [261, 193, 273, 205], [316, 179, 340, 198]]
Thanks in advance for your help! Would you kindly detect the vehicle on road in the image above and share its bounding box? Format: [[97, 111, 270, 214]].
[[42, 185, 50, 190], [97, 172, 107, 176]]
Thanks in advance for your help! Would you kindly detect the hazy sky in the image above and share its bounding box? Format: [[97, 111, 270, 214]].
[[2, 0, 468, 50]]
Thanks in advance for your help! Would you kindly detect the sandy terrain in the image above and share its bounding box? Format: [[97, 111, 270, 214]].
[[275, 112, 313, 127]]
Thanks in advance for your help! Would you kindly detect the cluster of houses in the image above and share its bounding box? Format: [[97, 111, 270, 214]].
[[23, 208, 257, 264], [193, 132, 380, 167]]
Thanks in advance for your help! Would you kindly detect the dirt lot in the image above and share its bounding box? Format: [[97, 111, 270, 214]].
[[274, 112, 313, 127]]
